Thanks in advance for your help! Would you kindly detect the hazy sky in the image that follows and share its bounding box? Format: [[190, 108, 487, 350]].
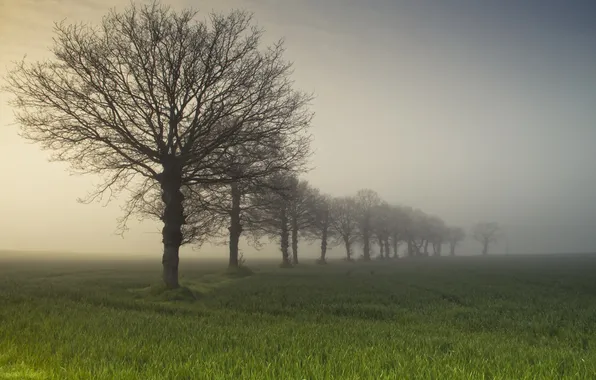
[[1, 0, 596, 257]]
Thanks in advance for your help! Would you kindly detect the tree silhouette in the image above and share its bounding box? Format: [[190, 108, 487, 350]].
[[354, 189, 381, 260], [447, 227, 466, 256], [4, 2, 312, 287], [329, 196, 359, 261], [472, 222, 501, 255]]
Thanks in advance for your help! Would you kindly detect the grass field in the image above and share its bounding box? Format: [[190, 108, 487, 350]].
[[1, 254, 596, 379]]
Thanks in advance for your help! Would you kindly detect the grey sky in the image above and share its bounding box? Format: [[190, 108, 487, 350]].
[[1, 0, 595, 256]]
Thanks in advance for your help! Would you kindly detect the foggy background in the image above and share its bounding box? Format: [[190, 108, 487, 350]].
[[1, 0, 596, 259]]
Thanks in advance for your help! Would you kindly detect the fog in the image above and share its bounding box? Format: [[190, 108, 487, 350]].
[[1, 0, 596, 258]]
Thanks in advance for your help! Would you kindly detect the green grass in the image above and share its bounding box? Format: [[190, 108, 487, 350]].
[[1, 254, 596, 379]]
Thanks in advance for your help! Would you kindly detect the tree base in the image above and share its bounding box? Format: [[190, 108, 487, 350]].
[[279, 261, 294, 268], [315, 258, 327, 265]]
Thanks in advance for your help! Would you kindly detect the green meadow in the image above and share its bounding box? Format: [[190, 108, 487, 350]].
[[1, 254, 596, 379]]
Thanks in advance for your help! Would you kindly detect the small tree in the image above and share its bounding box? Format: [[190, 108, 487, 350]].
[[4, 2, 312, 287], [472, 222, 500, 255], [447, 227, 466, 256]]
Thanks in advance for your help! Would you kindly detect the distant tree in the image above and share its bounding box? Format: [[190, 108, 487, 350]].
[[307, 193, 336, 264], [329, 196, 359, 261], [447, 227, 466, 256], [387, 206, 409, 258], [4, 2, 312, 288], [355, 189, 382, 260], [245, 174, 296, 267], [404, 209, 430, 257], [472, 222, 501, 255], [371, 202, 391, 259], [427, 216, 448, 256], [287, 178, 318, 265]]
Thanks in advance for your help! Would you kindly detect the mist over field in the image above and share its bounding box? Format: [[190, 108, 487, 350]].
[[2, 0, 596, 258], [2, 1, 596, 379]]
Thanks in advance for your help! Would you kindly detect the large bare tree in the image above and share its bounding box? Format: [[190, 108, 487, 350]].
[[4, 2, 312, 288], [472, 222, 501, 255]]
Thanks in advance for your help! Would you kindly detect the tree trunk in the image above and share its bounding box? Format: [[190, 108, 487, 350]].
[[384, 238, 391, 259], [423, 240, 429, 256], [450, 242, 456, 256], [280, 207, 291, 266], [291, 214, 299, 265], [160, 156, 184, 289], [320, 224, 328, 262], [228, 182, 242, 268], [379, 238, 384, 259], [482, 239, 489, 255], [363, 228, 371, 260], [407, 239, 413, 257], [344, 236, 352, 261]]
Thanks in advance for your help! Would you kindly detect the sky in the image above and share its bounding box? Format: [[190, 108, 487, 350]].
[[1, 0, 596, 258]]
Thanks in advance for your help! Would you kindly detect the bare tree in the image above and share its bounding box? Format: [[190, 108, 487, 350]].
[[388, 205, 409, 258], [371, 202, 391, 259], [403, 208, 428, 257], [472, 222, 500, 255], [427, 216, 448, 256], [4, 2, 312, 287], [329, 196, 359, 261], [244, 173, 298, 267], [307, 193, 336, 264], [287, 178, 318, 265], [188, 131, 310, 269], [354, 189, 382, 261], [447, 227, 466, 256]]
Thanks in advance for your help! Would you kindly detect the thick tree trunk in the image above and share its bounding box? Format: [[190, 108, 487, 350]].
[[320, 225, 328, 262], [379, 238, 384, 259], [160, 156, 184, 289], [291, 215, 299, 265], [280, 207, 291, 266], [228, 182, 242, 268], [423, 240, 429, 256]]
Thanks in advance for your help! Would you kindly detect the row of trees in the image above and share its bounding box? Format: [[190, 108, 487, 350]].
[[191, 174, 501, 269], [4, 1, 500, 288]]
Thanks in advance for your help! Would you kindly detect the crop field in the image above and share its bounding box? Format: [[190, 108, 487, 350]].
[[1, 253, 596, 379]]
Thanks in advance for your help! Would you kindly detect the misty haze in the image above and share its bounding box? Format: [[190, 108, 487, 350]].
[[1, 0, 596, 378]]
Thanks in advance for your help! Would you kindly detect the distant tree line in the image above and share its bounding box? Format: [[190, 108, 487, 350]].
[[191, 175, 501, 268], [4, 1, 500, 288]]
